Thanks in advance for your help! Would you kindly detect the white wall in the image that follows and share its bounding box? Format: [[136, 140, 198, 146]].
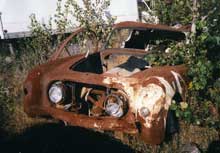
[[109, 0, 138, 22], [0, 0, 138, 39], [0, 0, 57, 38]]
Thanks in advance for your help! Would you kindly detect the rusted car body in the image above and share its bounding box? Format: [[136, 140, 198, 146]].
[[24, 21, 189, 144]]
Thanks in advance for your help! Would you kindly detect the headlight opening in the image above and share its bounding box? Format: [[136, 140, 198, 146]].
[[48, 81, 65, 104]]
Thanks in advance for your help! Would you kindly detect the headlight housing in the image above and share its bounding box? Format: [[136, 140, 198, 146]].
[[48, 81, 65, 104], [104, 93, 128, 118], [139, 107, 150, 118]]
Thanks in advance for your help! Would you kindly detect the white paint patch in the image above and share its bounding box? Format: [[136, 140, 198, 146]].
[[154, 76, 175, 98], [102, 74, 176, 129], [172, 81, 176, 91], [131, 84, 164, 115], [135, 84, 165, 128], [94, 123, 100, 128], [153, 76, 175, 110], [171, 71, 183, 95]]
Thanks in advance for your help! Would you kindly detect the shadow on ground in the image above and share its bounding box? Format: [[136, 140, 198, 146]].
[[0, 123, 134, 153], [207, 140, 220, 153]]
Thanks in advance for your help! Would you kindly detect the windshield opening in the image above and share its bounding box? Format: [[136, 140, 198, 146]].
[[106, 28, 186, 51]]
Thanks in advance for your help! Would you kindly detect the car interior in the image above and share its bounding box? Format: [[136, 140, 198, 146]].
[[71, 28, 185, 77]]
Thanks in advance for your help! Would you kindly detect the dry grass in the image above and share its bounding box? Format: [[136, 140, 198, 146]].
[[4, 104, 56, 137], [113, 122, 219, 153]]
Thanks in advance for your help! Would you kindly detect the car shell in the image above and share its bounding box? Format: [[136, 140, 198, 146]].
[[23, 21, 189, 144]]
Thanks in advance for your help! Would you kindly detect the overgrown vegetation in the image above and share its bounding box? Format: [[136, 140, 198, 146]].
[[145, 0, 220, 127], [0, 0, 115, 137], [27, 0, 116, 56], [0, 73, 15, 136]]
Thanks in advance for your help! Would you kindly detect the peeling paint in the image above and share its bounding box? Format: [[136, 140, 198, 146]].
[[103, 75, 174, 129], [152, 76, 175, 110]]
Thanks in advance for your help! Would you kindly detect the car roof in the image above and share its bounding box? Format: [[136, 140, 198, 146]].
[[114, 21, 191, 33]]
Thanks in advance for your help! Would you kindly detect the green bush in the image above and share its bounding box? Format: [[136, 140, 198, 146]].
[[144, 0, 220, 127]]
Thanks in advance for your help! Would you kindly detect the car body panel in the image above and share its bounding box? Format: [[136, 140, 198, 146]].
[[24, 21, 188, 144]]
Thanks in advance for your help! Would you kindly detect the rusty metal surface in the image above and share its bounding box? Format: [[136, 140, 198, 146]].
[[24, 21, 188, 145], [113, 21, 191, 32]]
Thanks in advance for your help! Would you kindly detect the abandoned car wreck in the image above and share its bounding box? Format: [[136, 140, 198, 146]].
[[23, 21, 189, 144]]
